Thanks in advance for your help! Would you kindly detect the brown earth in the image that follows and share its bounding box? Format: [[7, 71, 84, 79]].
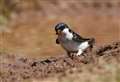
[[0, 41, 120, 82], [0, 1, 120, 82]]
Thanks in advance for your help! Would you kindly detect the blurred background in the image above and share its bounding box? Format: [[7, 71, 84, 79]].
[[0, 0, 120, 58]]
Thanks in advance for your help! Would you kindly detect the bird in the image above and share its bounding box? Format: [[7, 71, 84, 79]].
[[55, 23, 95, 57]]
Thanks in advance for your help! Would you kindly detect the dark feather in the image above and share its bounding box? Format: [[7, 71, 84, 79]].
[[56, 38, 60, 44], [72, 32, 90, 42], [88, 38, 95, 48]]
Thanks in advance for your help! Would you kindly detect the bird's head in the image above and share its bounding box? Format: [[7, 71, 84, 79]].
[[55, 23, 70, 35]]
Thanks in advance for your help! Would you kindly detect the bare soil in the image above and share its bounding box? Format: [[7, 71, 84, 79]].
[[0, 41, 120, 82]]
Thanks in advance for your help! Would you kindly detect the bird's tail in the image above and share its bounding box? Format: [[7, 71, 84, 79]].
[[88, 38, 95, 48]]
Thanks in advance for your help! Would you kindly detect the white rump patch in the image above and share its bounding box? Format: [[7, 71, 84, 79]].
[[76, 41, 89, 55], [76, 49, 83, 56], [78, 41, 89, 50]]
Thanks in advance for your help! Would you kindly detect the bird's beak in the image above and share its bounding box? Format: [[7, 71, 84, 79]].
[[56, 30, 61, 35]]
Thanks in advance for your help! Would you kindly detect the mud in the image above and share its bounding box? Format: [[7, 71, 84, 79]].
[[0, 41, 120, 82]]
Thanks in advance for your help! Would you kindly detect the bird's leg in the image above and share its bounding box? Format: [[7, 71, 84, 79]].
[[67, 52, 75, 59], [67, 52, 71, 57]]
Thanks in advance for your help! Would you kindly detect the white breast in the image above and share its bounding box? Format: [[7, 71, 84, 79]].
[[60, 40, 80, 51], [58, 34, 80, 51]]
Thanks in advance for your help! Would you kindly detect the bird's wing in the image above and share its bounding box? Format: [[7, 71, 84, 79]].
[[72, 32, 90, 42]]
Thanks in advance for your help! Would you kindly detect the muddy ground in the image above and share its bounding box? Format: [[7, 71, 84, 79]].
[[0, 41, 120, 82]]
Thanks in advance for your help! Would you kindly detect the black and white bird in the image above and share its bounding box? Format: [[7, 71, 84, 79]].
[[55, 23, 95, 57]]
